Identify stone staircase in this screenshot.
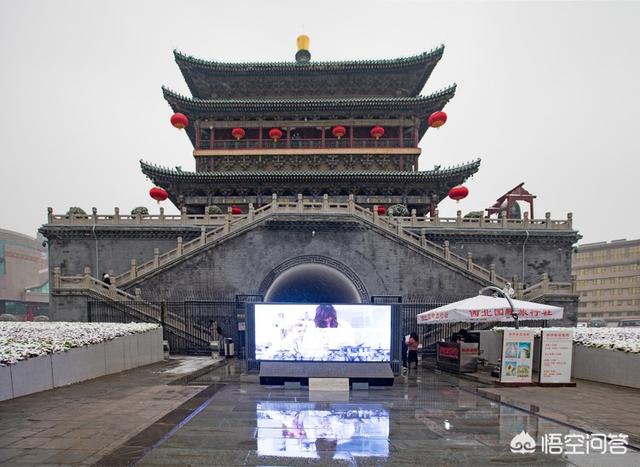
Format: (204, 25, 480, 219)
(52, 273, 208, 348)
(68, 195, 511, 291)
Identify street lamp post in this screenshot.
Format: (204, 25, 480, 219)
(479, 285, 519, 329)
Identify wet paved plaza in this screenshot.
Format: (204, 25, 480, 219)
(125, 362, 640, 466)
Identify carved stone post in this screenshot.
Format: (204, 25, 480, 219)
(47, 207, 53, 223)
(53, 266, 61, 289)
(456, 210, 462, 227)
(130, 259, 137, 278)
(567, 212, 573, 229)
(297, 193, 303, 213)
(83, 266, 92, 287)
(271, 193, 278, 211)
(322, 194, 329, 212)
(159, 207, 165, 223)
(181, 206, 187, 223)
(114, 207, 120, 224)
(373, 205, 379, 223)
(443, 240, 450, 260)
(200, 226, 206, 246)
(489, 263, 496, 282)
(420, 228, 426, 248)
(466, 252, 473, 271)
(411, 209, 417, 227)
(177, 237, 183, 256)
(248, 203, 255, 221)
(434, 209, 439, 226)
(348, 194, 354, 214)
(541, 272, 550, 290)
(523, 211, 529, 228)
(92, 207, 98, 223)
(545, 212, 551, 229)
(153, 248, 160, 268)
(134, 288, 142, 301)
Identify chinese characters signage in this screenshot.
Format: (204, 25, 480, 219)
(539, 329, 573, 384)
(500, 329, 534, 383)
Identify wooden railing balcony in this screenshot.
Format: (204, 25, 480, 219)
(196, 137, 415, 151)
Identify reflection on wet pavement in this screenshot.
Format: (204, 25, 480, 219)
(137, 361, 640, 466)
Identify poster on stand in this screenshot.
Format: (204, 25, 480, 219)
(539, 329, 573, 384)
(500, 329, 534, 383)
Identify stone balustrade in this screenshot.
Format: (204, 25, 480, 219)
(46, 202, 573, 231)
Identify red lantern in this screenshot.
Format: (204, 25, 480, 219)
(370, 126, 385, 140)
(376, 205, 386, 215)
(170, 113, 189, 129)
(231, 127, 245, 140)
(231, 206, 242, 215)
(332, 126, 346, 139)
(448, 185, 469, 203)
(268, 128, 283, 142)
(428, 111, 447, 128)
(149, 186, 168, 203)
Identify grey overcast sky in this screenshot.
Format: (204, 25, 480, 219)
(1, 0, 639, 244)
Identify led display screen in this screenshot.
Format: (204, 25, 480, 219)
(254, 303, 391, 361)
(257, 402, 389, 459)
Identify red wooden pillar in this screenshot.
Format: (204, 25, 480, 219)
(399, 125, 404, 148)
(195, 122, 201, 149)
(349, 125, 354, 148)
(209, 127, 214, 149)
(258, 125, 263, 148)
(321, 127, 326, 148)
(287, 128, 291, 149)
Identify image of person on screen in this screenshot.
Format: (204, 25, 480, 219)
(296, 304, 356, 360)
(314, 304, 339, 328)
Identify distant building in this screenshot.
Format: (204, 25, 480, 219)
(572, 239, 640, 323)
(0, 228, 49, 319)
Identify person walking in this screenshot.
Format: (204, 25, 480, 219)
(407, 332, 419, 370)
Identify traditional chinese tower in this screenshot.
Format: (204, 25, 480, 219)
(142, 36, 480, 215)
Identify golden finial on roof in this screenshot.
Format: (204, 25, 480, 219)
(295, 35, 311, 63)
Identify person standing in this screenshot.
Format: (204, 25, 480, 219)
(407, 332, 419, 370)
(101, 272, 111, 285)
(401, 334, 408, 369)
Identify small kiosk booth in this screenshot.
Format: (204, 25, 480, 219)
(417, 292, 565, 383)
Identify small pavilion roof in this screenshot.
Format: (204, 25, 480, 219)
(174, 46, 445, 99)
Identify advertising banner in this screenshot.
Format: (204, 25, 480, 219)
(500, 329, 534, 383)
(539, 329, 573, 383)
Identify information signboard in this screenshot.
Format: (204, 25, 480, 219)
(500, 329, 534, 383)
(539, 329, 573, 383)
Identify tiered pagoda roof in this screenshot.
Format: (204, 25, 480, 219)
(144, 40, 477, 215)
(174, 46, 445, 99)
(162, 85, 456, 146)
(141, 159, 480, 184)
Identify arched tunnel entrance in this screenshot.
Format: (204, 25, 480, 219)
(264, 263, 363, 303)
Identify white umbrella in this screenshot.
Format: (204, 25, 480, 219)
(416, 294, 563, 325)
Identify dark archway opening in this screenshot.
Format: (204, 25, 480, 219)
(264, 263, 361, 303)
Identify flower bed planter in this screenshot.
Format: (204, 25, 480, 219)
(572, 344, 640, 389)
(0, 323, 163, 401)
